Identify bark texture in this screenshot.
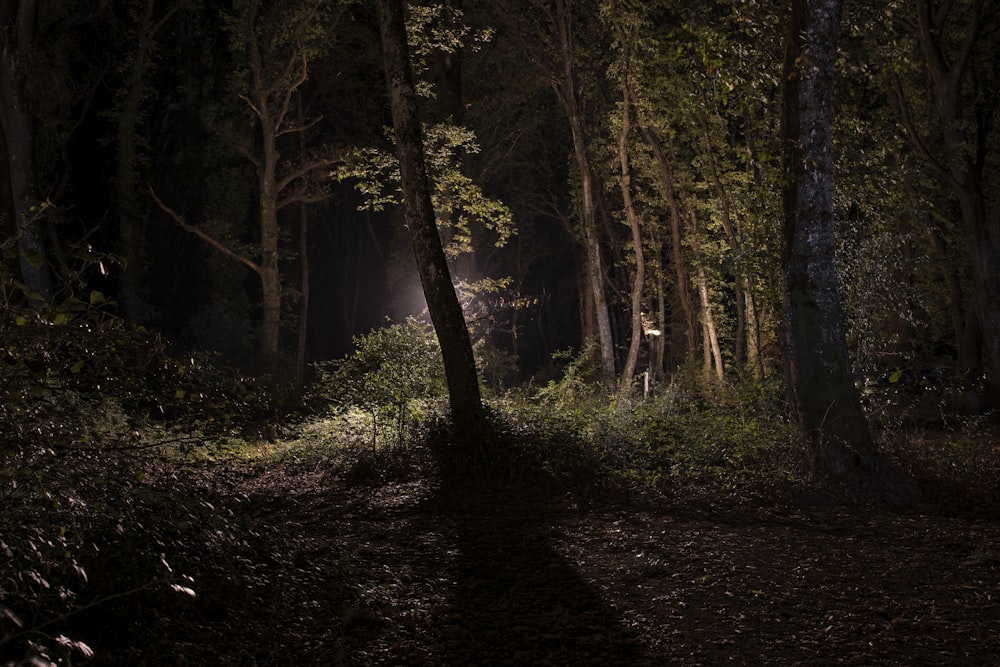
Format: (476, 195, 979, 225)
(375, 0, 484, 430)
(781, 0, 874, 478)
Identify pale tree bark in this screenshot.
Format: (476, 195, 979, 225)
(781, 0, 877, 478)
(689, 210, 724, 383)
(375, 0, 484, 431)
(0, 0, 52, 301)
(155, 0, 336, 377)
(698, 111, 749, 374)
(551, 0, 615, 385)
(640, 124, 698, 362)
(612, 21, 646, 393)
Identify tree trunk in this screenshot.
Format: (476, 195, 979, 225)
(375, 0, 484, 431)
(552, 0, 615, 386)
(781, 0, 875, 478)
(641, 124, 698, 362)
(258, 121, 283, 376)
(699, 112, 748, 374)
(690, 213, 724, 383)
(615, 59, 646, 393)
(0, 0, 52, 301)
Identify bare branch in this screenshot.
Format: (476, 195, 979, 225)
(148, 186, 262, 277)
(276, 155, 342, 195)
(274, 53, 309, 131)
(278, 187, 331, 210)
(277, 113, 323, 138)
(238, 92, 265, 123)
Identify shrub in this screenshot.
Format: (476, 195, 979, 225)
(311, 318, 447, 454)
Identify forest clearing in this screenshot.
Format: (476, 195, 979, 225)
(4, 0, 1000, 663)
(3, 344, 1000, 665)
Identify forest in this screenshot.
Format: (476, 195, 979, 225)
(2, 0, 1000, 664)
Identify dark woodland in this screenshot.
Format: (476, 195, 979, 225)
(2, 0, 1000, 664)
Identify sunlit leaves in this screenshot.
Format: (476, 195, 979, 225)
(338, 123, 513, 258)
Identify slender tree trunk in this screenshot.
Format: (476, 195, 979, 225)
(295, 96, 310, 383)
(296, 201, 310, 383)
(698, 112, 747, 373)
(551, 0, 615, 386)
(258, 122, 283, 376)
(615, 63, 646, 393)
(0, 0, 52, 301)
(641, 124, 697, 361)
(690, 213, 724, 383)
(781, 0, 876, 478)
(375, 0, 483, 431)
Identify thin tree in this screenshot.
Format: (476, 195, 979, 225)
(780, 0, 875, 478)
(609, 3, 646, 393)
(152, 0, 337, 376)
(374, 0, 484, 432)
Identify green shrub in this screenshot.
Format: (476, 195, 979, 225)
(311, 318, 447, 454)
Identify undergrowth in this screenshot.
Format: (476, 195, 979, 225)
(4, 314, 998, 665)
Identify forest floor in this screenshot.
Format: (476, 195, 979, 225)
(113, 433, 1000, 667)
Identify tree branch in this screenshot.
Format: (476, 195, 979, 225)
(277, 113, 323, 138)
(148, 186, 261, 277)
(888, 70, 958, 188)
(276, 155, 342, 195)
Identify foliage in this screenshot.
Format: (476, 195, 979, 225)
(0, 273, 280, 665)
(312, 318, 447, 453)
(337, 122, 514, 258)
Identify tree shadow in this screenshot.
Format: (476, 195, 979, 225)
(410, 485, 650, 666)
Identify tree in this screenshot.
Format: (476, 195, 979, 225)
(152, 0, 339, 376)
(780, 0, 876, 478)
(886, 0, 1000, 403)
(374, 0, 484, 432)
(607, 0, 647, 393)
(491, 0, 617, 386)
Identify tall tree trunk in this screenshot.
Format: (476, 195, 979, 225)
(698, 111, 748, 374)
(641, 124, 697, 361)
(552, 0, 615, 386)
(615, 53, 646, 393)
(257, 114, 282, 376)
(375, 0, 484, 431)
(781, 0, 875, 478)
(0, 0, 52, 301)
(296, 100, 310, 384)
(296, 201, 310, 383)
(690, 213, 724, 383)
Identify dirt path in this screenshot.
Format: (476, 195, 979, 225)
(136, 452, 1000, 667)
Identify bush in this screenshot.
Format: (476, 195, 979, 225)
(310, 318, 447, 454)
(0, 279, 275, 665)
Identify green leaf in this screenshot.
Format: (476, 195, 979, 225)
(89, 290, 106, 306)
(14, 315, 27, 326)
(175, 389, 187, 400)
(888, 369, 904, 384)
(53, 313, 69, 326)
(21, 248, 43, 269)
(70, 360, 86, 374)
